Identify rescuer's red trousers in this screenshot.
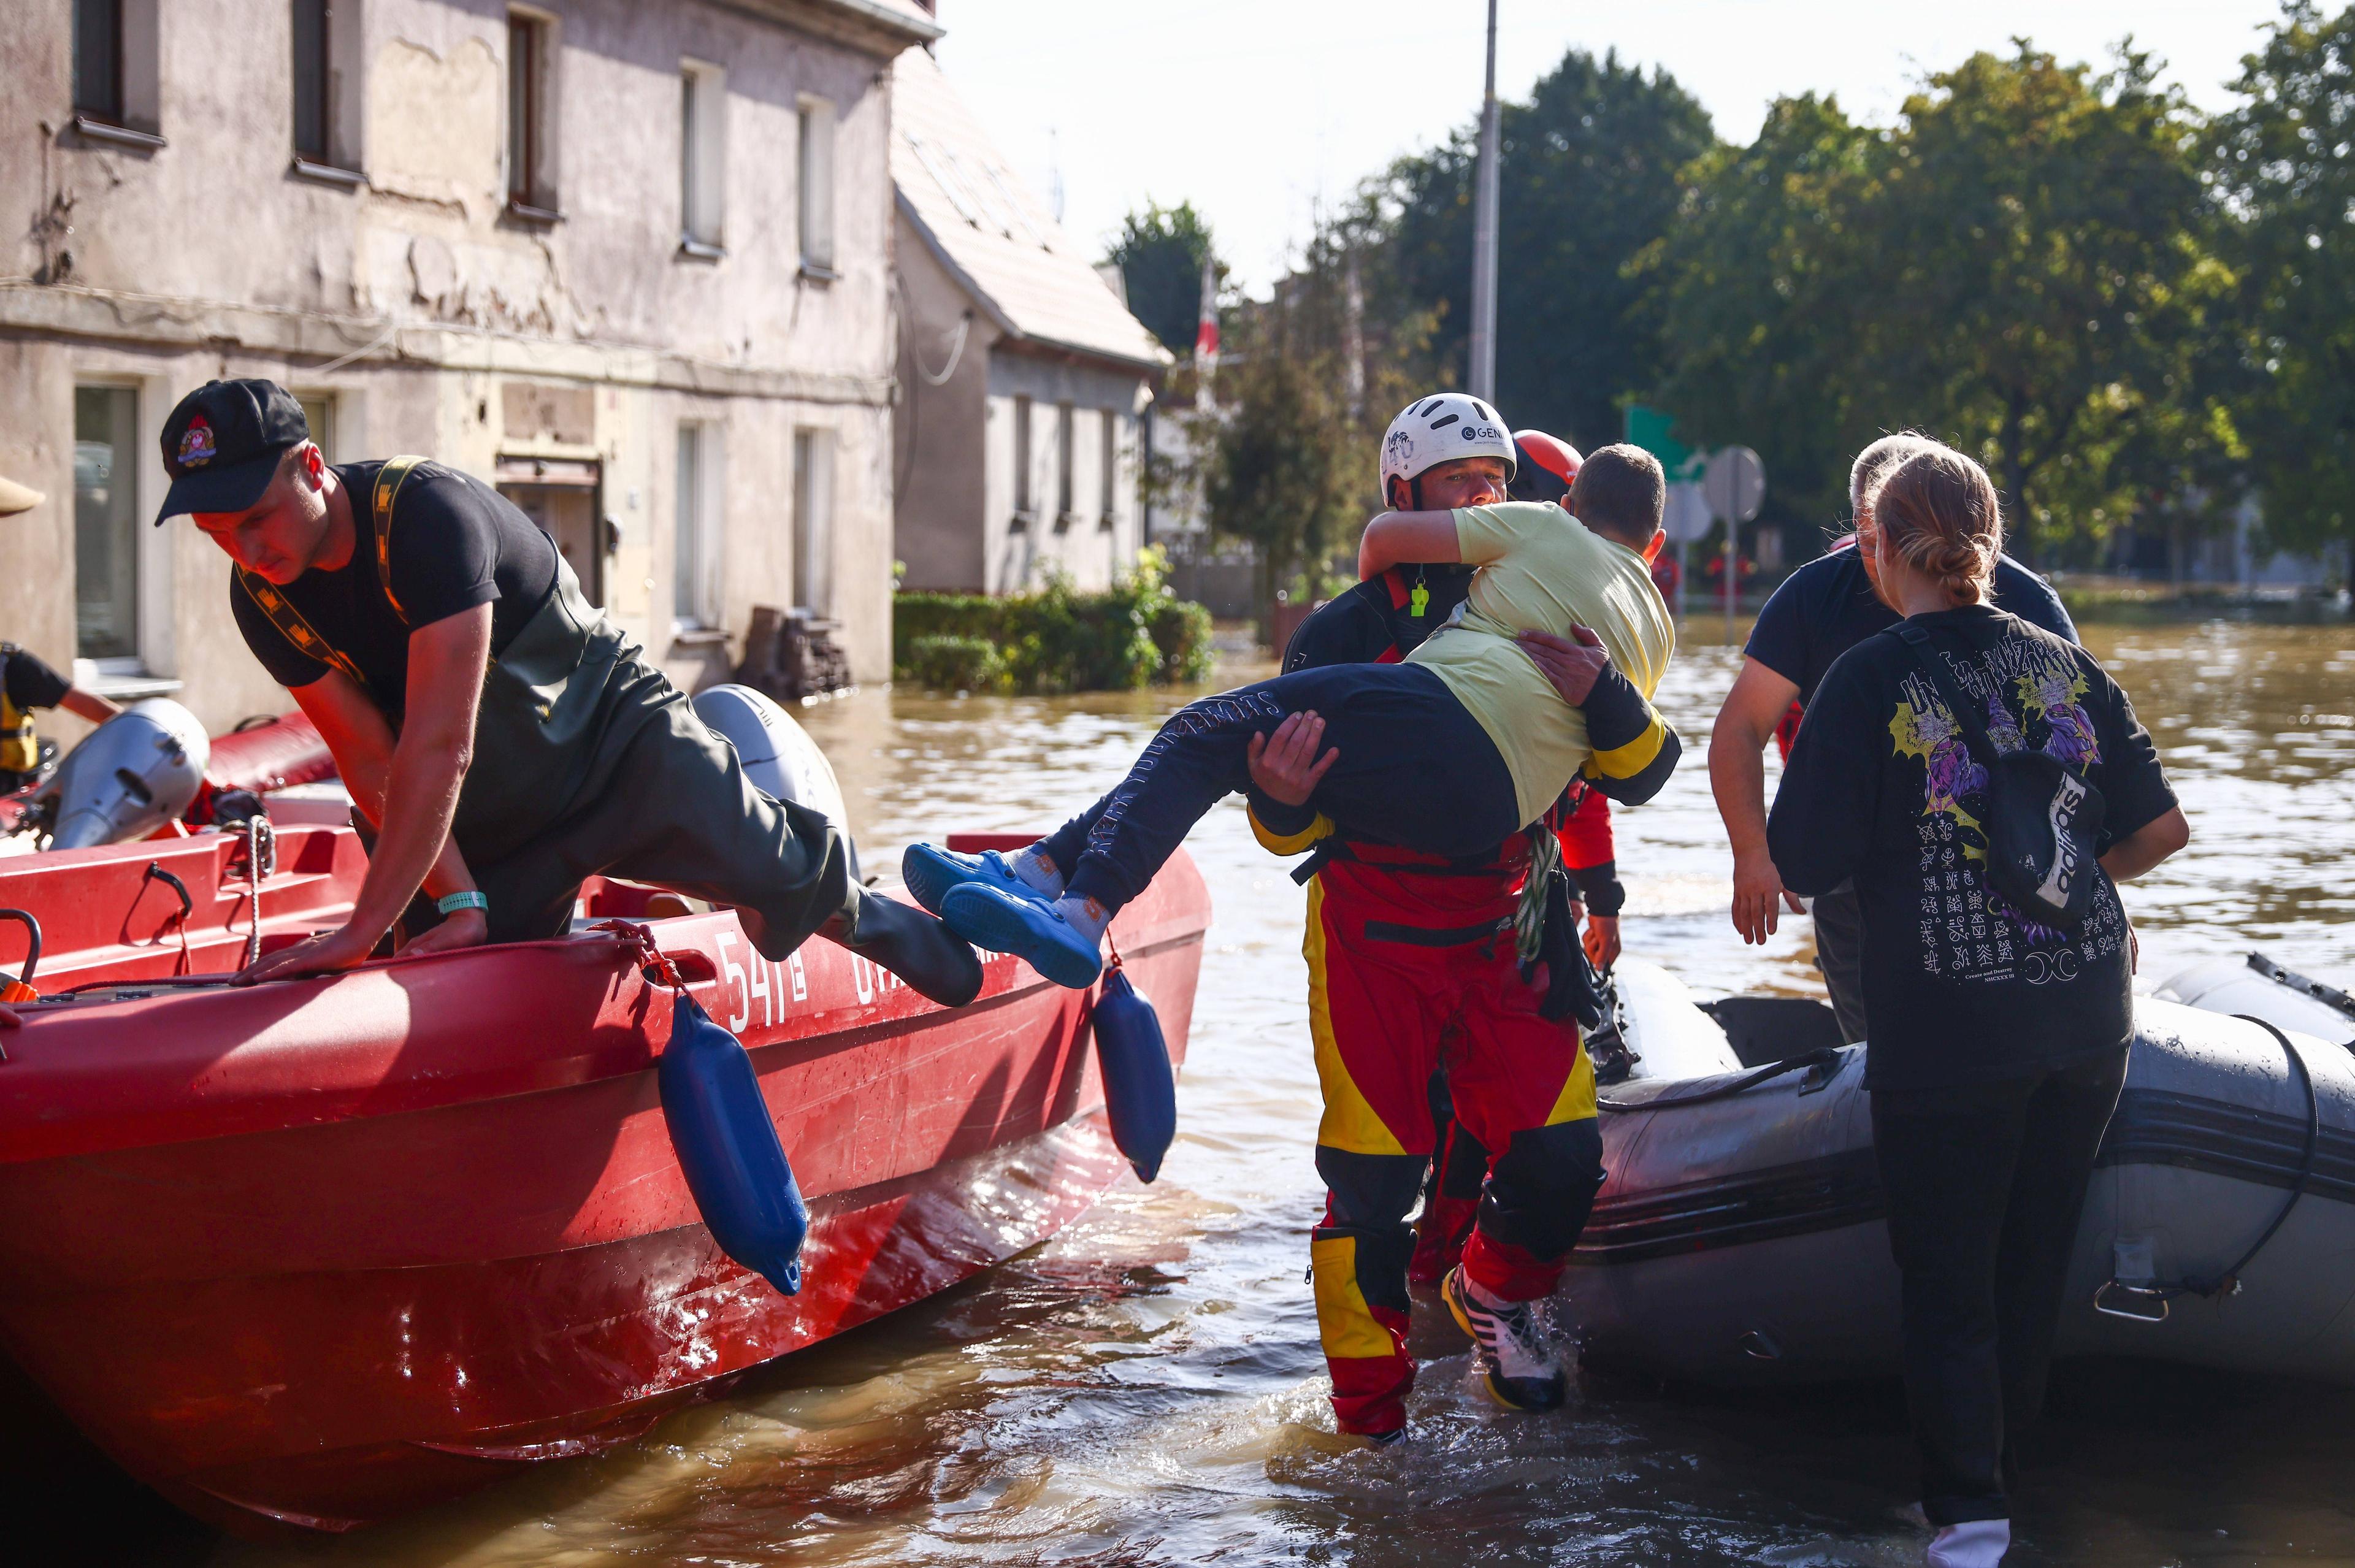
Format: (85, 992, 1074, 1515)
(1304, 844, 1603, 1437)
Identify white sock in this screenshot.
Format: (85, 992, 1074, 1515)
(1926, 1518, 2009, 1568)
(1011, 845, 1066, 898)
(1052, 893, 1112, 946)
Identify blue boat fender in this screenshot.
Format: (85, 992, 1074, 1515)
(1094, 960, 1178, 1183)
(657, 991, 808, 1296)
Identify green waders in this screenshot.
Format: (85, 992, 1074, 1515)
(240, 458, 856, 962)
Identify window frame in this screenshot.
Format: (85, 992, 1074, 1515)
(796, 95, 837, 278)
(1054, 402, 1076, 531)
(673, 422, 722, 633)
(1011, 396, 1033, 530)
(680, 58, 727, 256)
(72, 383, 144, 672)
(1100, 410, 1119, 530)
(504, 8, 560, 220)
(792, 428, 833, 618)
(71, 0, 162, 146)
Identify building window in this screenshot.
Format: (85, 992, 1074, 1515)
(74, 0, 123, 121)
(1054, 402, 1075, 529)
(1011, 396, 1033, 527)
(507, 10, 557, 214)
(1100, 411, 1118, 529)
(73, 0, 159, 139)
(681, 60, 726, 253)
(797, 96, 835, 275)
(793, 429, 833, 616)
(295, 393, 337, 462)
(291, 1, 332, 162)
(74, 386, 140, 665)
(674, 423, 719, 630)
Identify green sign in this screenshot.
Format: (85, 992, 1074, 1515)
(1623, 405, 1706, 482)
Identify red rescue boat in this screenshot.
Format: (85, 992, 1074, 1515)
(0, 828, 1206, 1535)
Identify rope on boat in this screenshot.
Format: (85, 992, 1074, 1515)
(1596, 1046, 1842, 1114)
(2094, 1014, 2319, 1321)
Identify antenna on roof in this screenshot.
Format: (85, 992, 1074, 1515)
(1049, 126, 1065, 224)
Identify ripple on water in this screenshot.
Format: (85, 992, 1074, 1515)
(214, 623, 2355, 1567)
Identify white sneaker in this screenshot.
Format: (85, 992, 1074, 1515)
(1926, 1518, 2010, 1567)
(1441, 1266, 1567, 1411)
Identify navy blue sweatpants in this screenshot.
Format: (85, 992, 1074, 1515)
(1044, 663, 1521, 911)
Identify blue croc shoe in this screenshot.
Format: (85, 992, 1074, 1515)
(938, 881, 1103, 989)
(902, 843, 1025, 915)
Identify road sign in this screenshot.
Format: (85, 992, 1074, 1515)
(1703, 446, 1766, 525)
(1661, 481, 1713, 544)
(1625, 405, 1705, 483)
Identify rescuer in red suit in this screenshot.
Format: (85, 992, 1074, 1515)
(1247, 429, 1653, 1439)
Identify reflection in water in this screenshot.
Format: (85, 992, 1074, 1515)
(220, 618, 2355, 1567)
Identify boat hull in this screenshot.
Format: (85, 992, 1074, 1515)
(1561, 996, 2355, 1388)
(0, 838, 1206, 1535)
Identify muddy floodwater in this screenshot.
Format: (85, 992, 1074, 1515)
(137, 615, 2355, 1565)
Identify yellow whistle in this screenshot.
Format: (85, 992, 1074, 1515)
(1410, 584, 1430, 618)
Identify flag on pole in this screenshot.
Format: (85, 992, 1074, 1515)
(1192, 253, 1219, 411)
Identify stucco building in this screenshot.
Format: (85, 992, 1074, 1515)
(0, 0, 940, 740)
(890, 48, 1169, 595)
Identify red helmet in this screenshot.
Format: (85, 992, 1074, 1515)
(1509, 430, 1582, 505)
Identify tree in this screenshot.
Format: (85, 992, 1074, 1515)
(1106, 202, 1220, 358)
(1864, 45, 2222, 559)
(1644, 93, 1887, 538)
(1377, 48, 1716, 452)
(2212, 1, 2355, 592)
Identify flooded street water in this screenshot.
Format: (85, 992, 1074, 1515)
(205, 613, 2355, 1568)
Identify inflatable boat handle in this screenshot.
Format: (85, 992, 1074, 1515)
(2094, 1014, 2318, 1320)
(1597, 1046, 1843, 1114)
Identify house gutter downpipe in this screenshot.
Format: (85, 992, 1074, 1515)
(1468, 0, 1501, 401)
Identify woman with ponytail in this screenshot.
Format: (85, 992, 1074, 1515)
(1767, 443, 2188, 1567)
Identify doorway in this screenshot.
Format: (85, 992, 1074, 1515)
(496, 457, 604, 606)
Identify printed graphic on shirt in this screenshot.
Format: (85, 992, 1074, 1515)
(1888, 644, 2127, 987)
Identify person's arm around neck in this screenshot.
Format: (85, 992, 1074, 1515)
(240, 606, 493, 982)
(1710, 657, 1806, 944)
(1359, 511, 1462, 580)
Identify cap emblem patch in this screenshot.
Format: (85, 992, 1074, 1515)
(178, 416, 217, 468)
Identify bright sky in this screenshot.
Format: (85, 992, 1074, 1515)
(933, 0, 2294, 291)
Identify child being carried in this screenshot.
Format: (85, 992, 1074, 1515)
(904, 397, 1681, 990)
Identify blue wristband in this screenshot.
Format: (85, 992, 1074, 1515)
(436, 890, 489, 916)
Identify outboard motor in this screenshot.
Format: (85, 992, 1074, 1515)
(33, 699, 210, 850)
(691, 685, 861, 882)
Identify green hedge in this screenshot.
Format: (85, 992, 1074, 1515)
(894, 547, 1217, 694)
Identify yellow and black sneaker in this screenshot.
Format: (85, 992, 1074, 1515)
(1441, 1265, 1568, 1412)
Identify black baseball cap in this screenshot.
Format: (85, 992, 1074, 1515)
(154, 378, 310, 524)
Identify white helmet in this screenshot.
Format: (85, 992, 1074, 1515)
(1380, 392, 1515, 505)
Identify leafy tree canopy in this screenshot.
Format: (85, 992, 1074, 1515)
(1106, 201, 1222, 358)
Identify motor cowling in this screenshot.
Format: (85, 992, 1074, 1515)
(33, 699, 211, 850)
(691, 684, 861, 882)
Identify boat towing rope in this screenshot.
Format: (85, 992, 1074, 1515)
(2093, 1014, 2321, 1322)
(1596, 1045, 1843, 1114)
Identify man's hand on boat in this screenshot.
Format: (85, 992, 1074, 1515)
(1515, 624, 1609, 706)
(237, 906, 491, 984)
(1583, 914, 1621, 969)
(1246, 711, 1339, 808)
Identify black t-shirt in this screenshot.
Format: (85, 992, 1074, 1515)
(1282, 564, 1473, 671)
(1766, 605, 2176, 1091)
(231, 460, 558, 723)
(1746, 548, 2078, 705)
(1, 644, 72, 714)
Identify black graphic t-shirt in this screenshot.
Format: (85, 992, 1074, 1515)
(1766, 605, 2176, 1090)
(231, 461, 557, 724)
(1, 644, 72, 714)
(1746, 546, 2078, 705)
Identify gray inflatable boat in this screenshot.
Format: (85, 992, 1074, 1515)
(1560, 957, 2355, 1386)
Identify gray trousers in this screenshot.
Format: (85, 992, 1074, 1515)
(469, 691, 855, 962)
(1812, 879, 1869, 1044)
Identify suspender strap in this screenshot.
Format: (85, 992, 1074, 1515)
(369, 455, 426, 622)
(235, 454, 430, 696)
(237, 569, 370, 689)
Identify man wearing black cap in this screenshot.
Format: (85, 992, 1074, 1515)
(155, 378, 981, 1004)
